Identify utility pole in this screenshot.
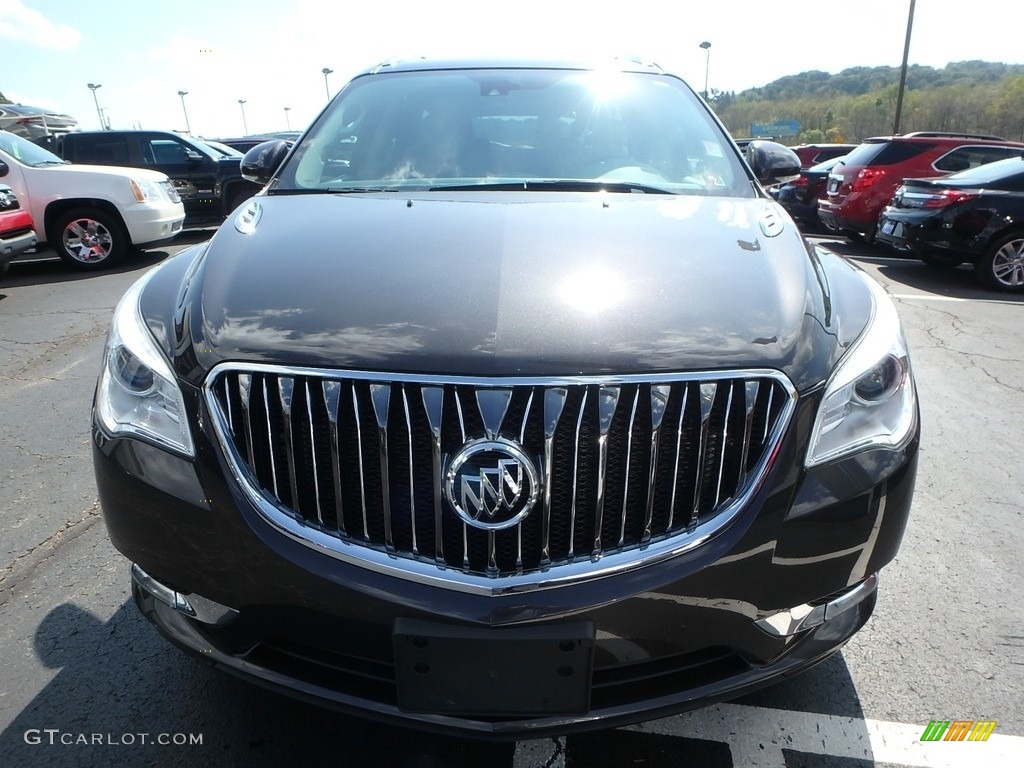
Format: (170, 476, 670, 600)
(893, 0, 916, 134)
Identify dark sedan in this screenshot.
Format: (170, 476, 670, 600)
(773, 155, 846, 231)
(877, 155, 1024, 291)
(92, 58, 919, 738)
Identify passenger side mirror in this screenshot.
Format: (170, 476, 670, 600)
(0, 160, 7, 178)
(746, 141, 801, 186)
(241, 140, 290, 184)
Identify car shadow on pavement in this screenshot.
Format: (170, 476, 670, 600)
(0, 249, 173, 290)
(0, 601, 515, 768)
(1, 599, 880, 768)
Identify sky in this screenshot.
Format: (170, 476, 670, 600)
(2, 0, 1021, 138)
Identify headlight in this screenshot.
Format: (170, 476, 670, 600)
(129, 177, 179, 203)
(95, 269, 195, 457)
(805, 272, 917, 467)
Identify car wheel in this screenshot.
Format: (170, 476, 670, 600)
(978, 232, 1024, 292)
(53, 208, 128, 270)
(920, 252, 963, 269)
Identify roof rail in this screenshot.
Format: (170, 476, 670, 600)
(901, 131, 1007, 141)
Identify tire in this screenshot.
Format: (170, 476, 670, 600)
(53, 208, 128, 270)
(920, 252, 963, 270)
(977, 232, 1024, 292)
(842, 229, 865, 243)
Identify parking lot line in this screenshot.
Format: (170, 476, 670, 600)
(618, 702, 1023, 767)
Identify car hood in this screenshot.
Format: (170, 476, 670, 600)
(54, 163, 171, 182)
(171, 192, 848, 391)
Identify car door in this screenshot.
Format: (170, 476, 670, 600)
(140, 133, 218, 220)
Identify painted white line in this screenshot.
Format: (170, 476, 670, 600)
(891, 294, 969, 302)
(628, 702, 1023, 767)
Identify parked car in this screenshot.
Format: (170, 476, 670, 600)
(0, 183, 38, 277)
(0, 130, 184, 270)
(0, 104, 78, 140)
(93, 58, 919, 738)
(43, 130, 262, 226)
(199, 139, 244, 158)
(788, 143, 857, 169)
(772, 155, 846, 231)
(876, 155, 1024, 291)
(818, 132, 1024, 242)
(213, 134, 297, 154)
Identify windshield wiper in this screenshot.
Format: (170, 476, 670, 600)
(428, 179, 674, 195)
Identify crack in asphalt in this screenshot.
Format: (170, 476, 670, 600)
(0, 500, 102, 607)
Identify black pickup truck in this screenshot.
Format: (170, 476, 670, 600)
(40, 130, 261, 226)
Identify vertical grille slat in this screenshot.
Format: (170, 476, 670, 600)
(322, 380, 346, 535)
(210, 369, 793, 580)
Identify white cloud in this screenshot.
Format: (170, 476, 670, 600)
(0, 0, 80, 51)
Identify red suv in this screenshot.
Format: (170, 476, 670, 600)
(818, 132, 1024, 241)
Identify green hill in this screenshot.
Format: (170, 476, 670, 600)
(712, 61, 1024, 144)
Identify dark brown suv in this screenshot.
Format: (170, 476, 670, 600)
(818, 132, 1024, 241)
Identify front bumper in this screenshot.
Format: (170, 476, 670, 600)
(120, 201, 186, 247)
(93, 384, 918, 737)
(131, 561, 878, 738)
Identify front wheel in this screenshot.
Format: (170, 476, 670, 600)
(977, 232, 1024, 292)
(53, 208, 128, 270)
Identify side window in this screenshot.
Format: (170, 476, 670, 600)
(935, 146, 1023, 172)
(73, 135, 130, 165)
(145, 139, 189, 165)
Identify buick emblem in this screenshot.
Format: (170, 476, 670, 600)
(443, 439, 540, 530)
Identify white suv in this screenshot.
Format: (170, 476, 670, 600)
(0, 130, 184, 270)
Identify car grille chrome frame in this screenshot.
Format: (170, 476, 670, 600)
(203, 364, 797, 595)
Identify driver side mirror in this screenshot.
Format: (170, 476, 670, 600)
(241, 139, 290, 184)
(0, 160, 7, 178)
(746, 141, 801, 186)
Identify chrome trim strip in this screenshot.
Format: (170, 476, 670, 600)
(352, 386, 369, 540)
(644, 384, 671, 542)
(277, 376, 300, 517)
(541, 387, 567, 565)
(237, 373, 255, 467)
(203, 364, 798, 597)
(667, 384, 689, 531)
(593, 386, 619, 558)
(401, 385, 417, 555)
(517, 390, 535, 570)
(690, 382, 718, 529)
(739, 380, 759, 485)
(322, 380, 345, 535)
(754, 574, 878, 637)
(712, 382, 734, 509)
(618, 387, 641, 549)
(568, 387, 590, 560)
(421, 386, 444, 563)
(476, 388, 512, 440)
(131, 564, 239, 626)
(369, 384, 393, 551)
(305, 381, 324, 525)
(261, 377, 280, 499)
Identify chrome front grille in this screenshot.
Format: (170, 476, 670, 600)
(205, 366, 795, 588)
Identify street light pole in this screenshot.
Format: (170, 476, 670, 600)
(322, 67, 334, 101)
(177, 90, 192, 136)
(87, 83, 104, 129)
(893, 0, 916, 134)
(238, 99, 248, 135)
(284, 107, 291, 131)
(699, 41, 712, 101)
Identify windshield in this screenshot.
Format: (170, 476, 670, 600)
(277, 68, 751, 197)
(0, 130, 67, 166)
